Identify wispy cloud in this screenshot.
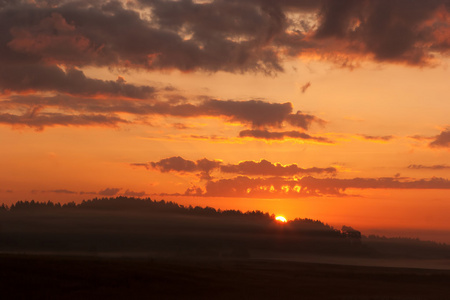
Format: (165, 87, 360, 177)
(98, 187, 122, 196)
(301, 82, 311, 93)
(123, 190, 147, 197)
(408, 164, 450, 170)
(239, 129, 332, 143)
(358, 134, 395, 142)
(0, 111, 127, 130)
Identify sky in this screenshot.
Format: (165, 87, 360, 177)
(0, 0, 449, 242)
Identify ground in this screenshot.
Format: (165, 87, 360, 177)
(1, 254, 450, 300)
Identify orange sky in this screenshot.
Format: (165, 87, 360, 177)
(0, 0, 449, 242)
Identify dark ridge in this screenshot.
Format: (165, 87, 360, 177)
(1, 197, 449, 259)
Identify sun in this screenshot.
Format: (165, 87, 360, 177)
(275, 215, 287, 223)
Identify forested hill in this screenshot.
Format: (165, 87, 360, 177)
(1, 197, 449, 259)
(1, 197, 336, 232)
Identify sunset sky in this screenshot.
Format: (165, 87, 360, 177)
(1, 0, 449, 242)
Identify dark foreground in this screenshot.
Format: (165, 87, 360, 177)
(1, 254, 450, 300)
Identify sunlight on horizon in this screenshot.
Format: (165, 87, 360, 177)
(275, 216, 288, 223)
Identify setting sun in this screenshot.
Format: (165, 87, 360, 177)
(275, 216, 287, 223)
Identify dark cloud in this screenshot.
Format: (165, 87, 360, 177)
(98, 187, 121, 196)
(298, 176, 450, 190)
(196, 158, 223, 180)
(30, 189, 78, 194)
(315, 0, 364, 39)
(133, 156, 336, 179)
(359, 134, 394, 141)
(0, 64, 156, 99)
(409, 134, 434, 141)
(430, 129, 450, 148)
(285, 111, 325, 129)
(1, 0, 446, 134)
(2, 95, 323, 130)
(309, 0, 450, 65)
(0, 1, 283, 73)
(150, 156, 198, 173)
(189, 175, 450, 198)
(221, 159, 336, 176)
(133, 156, 221, 180)
(408, 164, 450, 170)
(47, 189, 77, 194)
(0, 111, 127, 130)
(239, 129, 332, 143)
(201, 99, 292, 128)
(0, 0, 446, 78)
(123, 189, 147, 197)
(301, 82, 311, 93)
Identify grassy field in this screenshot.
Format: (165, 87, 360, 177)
(1, 254, 450, 300)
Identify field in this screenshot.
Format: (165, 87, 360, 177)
(2, 199, 450, 299)
(2, 254, 450, 299)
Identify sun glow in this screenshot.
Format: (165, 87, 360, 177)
(275, 216, 287, 223)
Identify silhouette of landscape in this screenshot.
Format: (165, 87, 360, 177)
(1, 197, 450, 299)
(1, 0, 449, 298)
(2, 197, 450, 259)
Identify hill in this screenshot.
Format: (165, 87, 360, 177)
(1, 197, 449, 260)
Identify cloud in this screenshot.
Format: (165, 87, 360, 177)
(359, 134, 394, 142)
(0, 111, 127, 130)
(220, 159, 336, 176)
(0, 64, 156, 99)
(150, 156, 198, 173)
(0, 0, 447, 78)
(2, 95, 323, 130)
(132, 156, 221, 180)
(188, 175, 450, 198)
(198, 176, 340, 198)
(409, 134, 434, 141)
(31, 189, 78, 194)
(98, 187, 122, 196)
(430, 129, 450, 148)
(187, 135, 229, 142)
(47, 189, 78, 194)
(133, 156, 336, 179)
(408, 164, 450, 170)
(172, 123, 191, 130)
(301, 82, 311, 93)
(0, 1, 283, 73)
(123, 189, 147, 197)
(135, 99, 323, 129)
(298, 176, 450, 190)
(304, 0, 450, 66)
(132, 156, 450, 197)
(239, 129, 332, 143)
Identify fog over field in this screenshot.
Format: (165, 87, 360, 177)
(1, 197, 450, 269)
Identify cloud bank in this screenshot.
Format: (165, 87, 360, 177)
(133, 156, 450, 198)
(430, 129, 450, 148)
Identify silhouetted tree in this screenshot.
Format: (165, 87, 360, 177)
(341, 225, 362, 245)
